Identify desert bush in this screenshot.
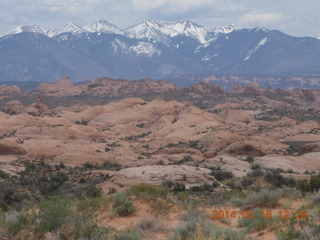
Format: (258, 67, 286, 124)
(169, 218, 212, 240)
(280, 187, 302, 199)
(128, 183, 169, 200)
(175, 155, 194, 165)
(0, 169, 10, 179)
(173, 182, 186, 192)
(251, 164, 261, 170)
(113, 192, 136, 216)
(247, 169, 264, 177)
(76, 196, 107, 212)
(6, 210, 34, 234)
(115, 231, 141, 240)
(150, 198, 173, 215)
(35, 197, 75, 233)
(212, 227, 254, 240)
(231, 189, 281, 208)
(295, 175, 320, 193)
(246, 189, 281, 207)
(179, 209, 207, 222)
(69, 184, 103, 199)
(238, 208, 274, 232)
(265, 170, 296, 187)
(138, 216, 166, 232)
(108, 187, 117, 195)
(244, 157, 254, 164)
(241, 177, 253, 188)
(73, 213, 109, 240)
(211, 169, 234, 181)
(190, 182, 216, 192)
(0, 208, 5, 225)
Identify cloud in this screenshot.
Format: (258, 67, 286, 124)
(239, 11, 285, 27)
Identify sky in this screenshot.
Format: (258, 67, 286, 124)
(0, 0, 319, 37)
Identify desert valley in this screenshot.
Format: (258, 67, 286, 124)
(0, 76, 320, 240)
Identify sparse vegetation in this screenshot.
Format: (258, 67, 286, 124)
(113, 192, 136, 216)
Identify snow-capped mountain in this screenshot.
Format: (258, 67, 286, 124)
(4, 25, 49, 36)
(125, 20, 210, 44)
(1, 19, 320, 83)
(212, 24, 240, 35)
(48, 22, 88, 37)
(163, 21, 209, 43)
(84, 19, 122, 34)
(125, 20, 171, 43)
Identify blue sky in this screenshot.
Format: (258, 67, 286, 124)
(1, 0, 319, 37)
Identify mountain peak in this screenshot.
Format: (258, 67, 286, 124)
(49, 22, 87, 37)
(84, 19, 122, 34)
(212, 24, 240, 35)
(163, 21, 209, 43)
(125, 20, 169, 41)
(4, 25, 48, 36)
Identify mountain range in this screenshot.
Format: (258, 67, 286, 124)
(1, 19, 320, 84)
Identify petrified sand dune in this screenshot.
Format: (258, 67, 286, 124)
(225, 110, 254, 124)
(198, 131, 242, 152)
(255, 152, 320, 173)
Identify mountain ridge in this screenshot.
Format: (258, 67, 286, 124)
(1, 19, 320, 84)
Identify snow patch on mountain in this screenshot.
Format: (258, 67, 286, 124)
(201, 54, 219, 61)
(244, 37, 269, 61)
(111, 38, 130, 54)
(130, 42, 161, 57)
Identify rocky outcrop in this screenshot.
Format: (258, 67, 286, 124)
(84, 77, 179, 96)
(111, 165, 218, 188)
(0, 140, 27, 155)
(0, 85, 21, 96)
(185, 82, 223, 96)
(35, 76, 83, 96)
(3, 100, 24, 115)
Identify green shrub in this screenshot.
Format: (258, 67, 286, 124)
(212, 228, 253, 240)
(246, 189, 281, 207)
(211, 169, 234, 181)
(241, 178, 253, 188)
(173, 182, 186, 192)
(128, 183, 169, 200)
(238, 208, 274, 232)
(0, 208, 5, 225)
(251, 164, 261, 170)
(36, 197, 75, 233)
(115, 231, 141, 240)
(70, 184, 103, 199)
(244, 157, 254, 164)
(190, 183, 214, 192)
(113, 192, 136, 216)
(169, 218, 212, 240)
(7, 211, 34, 234)
(73, 213, 109, 240)
(247, 169, 264, 177)
(231, 189, 281, 208)
(0, 170, 10, 179)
